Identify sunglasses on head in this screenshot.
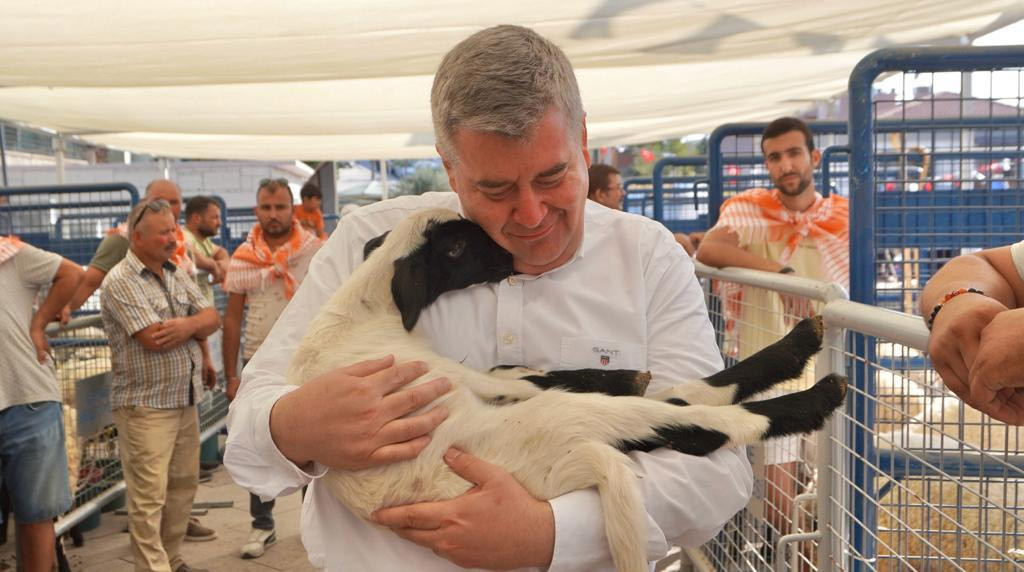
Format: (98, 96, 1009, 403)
(132, 199, 171, 229)
(259, 178, 290, 188)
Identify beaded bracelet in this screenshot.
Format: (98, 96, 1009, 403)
(926, 287, 985, 330)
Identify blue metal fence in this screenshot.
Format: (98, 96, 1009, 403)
(846, 45, 1024, 572)
(0, 183, 139, 266)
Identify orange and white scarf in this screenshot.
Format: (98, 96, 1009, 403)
(225, 223, 321, 299)
(714, 188, 849, 331)
(110, 223, 195, 275)
(0, 236, 26, 266)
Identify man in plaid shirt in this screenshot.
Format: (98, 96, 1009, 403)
(100, 198, 221, 572)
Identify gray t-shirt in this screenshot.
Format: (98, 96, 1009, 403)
(0, 244, 62, 410)
(1011, 239, 1024, 283)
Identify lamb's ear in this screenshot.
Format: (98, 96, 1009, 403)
(363, 231, 391, 261)
(392, 255, 430, 331)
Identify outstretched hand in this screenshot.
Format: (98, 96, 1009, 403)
(269, 356, 452, 471)
(373, 448, 555, 570)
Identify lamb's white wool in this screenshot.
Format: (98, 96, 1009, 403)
(287, 208, 844, 572)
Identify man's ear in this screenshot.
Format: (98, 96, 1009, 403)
(438, 146, 460, 194)
(580, 114, 591, 169)
(811, 148, 822, 169)
(391, 255, 431, 331)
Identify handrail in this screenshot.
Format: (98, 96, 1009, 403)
(45, 314, 104, 336)
(692, 261, 848, 303)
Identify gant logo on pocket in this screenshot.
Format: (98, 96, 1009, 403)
(593, 346, 619, 366)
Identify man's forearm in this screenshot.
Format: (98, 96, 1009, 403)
(191, 308, 221, 338)
(696, 241, 784, 273)
(919, 252, 1017, 316)
(68, 266, 105, 312)
(223, 318, 242, 379)
(31, 262, 82, 331)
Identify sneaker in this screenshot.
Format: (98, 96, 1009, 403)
(185, 517, 217, 542)
(240, 528, 276, 559)
(198, 468, 213, 483)
(173, 564, 208, 572)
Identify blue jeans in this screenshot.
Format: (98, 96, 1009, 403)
(0, 401, 72, 523)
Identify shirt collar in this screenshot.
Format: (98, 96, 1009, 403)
(125, 248, 178, 277)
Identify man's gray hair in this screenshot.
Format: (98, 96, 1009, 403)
(431, 25, 584, 161)
(127, 198, 173, 236)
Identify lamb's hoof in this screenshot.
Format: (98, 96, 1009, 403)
(817, 373, 848, 404)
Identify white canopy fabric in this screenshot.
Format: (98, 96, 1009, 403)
(1, 1, 1021, 160)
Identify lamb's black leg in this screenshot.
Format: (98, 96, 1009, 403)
(653, 315, 825, 407)
(489, 365, 651, 397)
(619, 373, 847, 456)
(521, 369, 651, 397)
(707, 315, 824, 403)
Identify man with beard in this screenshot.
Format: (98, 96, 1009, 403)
(222, 178, 322, 559)
(100, 198, 221, 572)
(696, 116, 848, 556)
(182, 196, 229, 306)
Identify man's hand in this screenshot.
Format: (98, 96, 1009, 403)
(269, 356, 451, 470)
(210, 265, 226, 285)
(152, 317, 197, 348)
(29, 325, 51, 364)
(202, 357, 217, 389)
(927, 293, 1006, 403)
(373, 448, 555, 570)
(967, 309, 1024, 425)
(226, 376, 241, 401)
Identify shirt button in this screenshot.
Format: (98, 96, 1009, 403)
(508, 277, 517, 286)
(503, 333, 517, 345)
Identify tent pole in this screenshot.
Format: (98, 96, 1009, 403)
(379, 159, 389, 201)
(0, 123, 8, 187)
(55, 133, 66, 184)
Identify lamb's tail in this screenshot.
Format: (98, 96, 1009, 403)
(649, 315, 824, 407)
(547, 442, 650, 572)
(620, 373, 847, 456)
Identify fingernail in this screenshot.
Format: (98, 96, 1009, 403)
(438, 377, 452, 391)
(444, 448, 461, 463)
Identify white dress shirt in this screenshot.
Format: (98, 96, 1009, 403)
(225, 192, 753, 571)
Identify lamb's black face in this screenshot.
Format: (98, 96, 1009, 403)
(388, 218, 514, 331)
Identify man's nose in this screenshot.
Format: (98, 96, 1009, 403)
(513, 189, 547, 228)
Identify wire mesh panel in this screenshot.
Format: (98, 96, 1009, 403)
(685, 264, 1024, 571)
(822, 299, 1024, 571)
(650, 157, 711, 234)
(708, 122, 850, 227)
(692, 265, 843, 572)
(849, 47, 1024, 313)
(224, 207, 257, 252)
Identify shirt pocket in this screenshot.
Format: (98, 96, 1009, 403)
(172, 286, 193, 317)
(558, 337, 644, 371)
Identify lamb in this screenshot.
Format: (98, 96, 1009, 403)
(287, 207, 847, 572)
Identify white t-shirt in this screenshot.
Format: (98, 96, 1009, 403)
(224, 192, 753, 571)
(0, 244, 62, 410)
(1011, 239, 1024, 282)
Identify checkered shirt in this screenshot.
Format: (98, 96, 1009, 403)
(101, 249, 211, 409)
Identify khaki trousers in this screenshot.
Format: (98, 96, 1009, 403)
(113, 406, 199, 572)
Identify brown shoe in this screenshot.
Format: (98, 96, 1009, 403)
(185, 517, 217, 542)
